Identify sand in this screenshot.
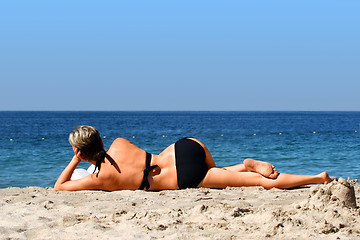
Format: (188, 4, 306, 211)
(1, 178, 359, 240)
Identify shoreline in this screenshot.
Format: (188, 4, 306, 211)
(1, 178, 359, 239)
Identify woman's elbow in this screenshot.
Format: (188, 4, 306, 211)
(54, 181, 67, 191)
(54, 184, 62, 191)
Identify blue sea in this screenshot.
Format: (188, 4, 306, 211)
(1, 111, 359, 189)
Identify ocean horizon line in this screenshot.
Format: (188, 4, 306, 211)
(1, 110, 360, 113)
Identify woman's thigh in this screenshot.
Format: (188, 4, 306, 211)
(199, 167, 264, 188)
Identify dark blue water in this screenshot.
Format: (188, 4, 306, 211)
(1, 111, 359, 188)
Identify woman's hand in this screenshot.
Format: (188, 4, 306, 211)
(72, 146, 83, 162)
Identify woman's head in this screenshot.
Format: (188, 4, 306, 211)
(69, 126, 104, 161)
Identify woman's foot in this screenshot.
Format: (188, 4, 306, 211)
(243, 158, 279, 179)
(319, 172, 333, 183)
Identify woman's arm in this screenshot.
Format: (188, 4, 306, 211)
(54, 155, 102, 191)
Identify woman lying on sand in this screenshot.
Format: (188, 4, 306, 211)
(55, 126, 331, 191)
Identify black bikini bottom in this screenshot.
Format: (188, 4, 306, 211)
(175, 138, 208, 189)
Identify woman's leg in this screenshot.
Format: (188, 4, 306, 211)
(190, 138, 278, 176)
(222, 159, 279, 179)
(222, 164, 247, 172)
(199, 168, 331, 189)
(262, 172, 331, 189)
(188, 138, 277, 179)
(243, 158, 279, 179)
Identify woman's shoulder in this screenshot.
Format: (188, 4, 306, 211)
(110, 138, 141, 150)
(112, 137, 131, 144)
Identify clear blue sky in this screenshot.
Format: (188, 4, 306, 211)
(0, 1, 359, 111)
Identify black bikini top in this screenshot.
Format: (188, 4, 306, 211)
(94, 151, 115, 173)
(138, 152, 158, 190)
(104, 152, 115, 165)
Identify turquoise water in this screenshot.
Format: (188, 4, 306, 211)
(1, 111, 359, 188)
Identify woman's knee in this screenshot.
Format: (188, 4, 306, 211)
(259, 177, 276, 189)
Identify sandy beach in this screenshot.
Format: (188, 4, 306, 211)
(1, 178, 359, 240)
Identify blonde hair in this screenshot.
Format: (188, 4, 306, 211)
(69, 126, 103, 160)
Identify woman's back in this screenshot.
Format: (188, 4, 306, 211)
(98, 138, 148, 190)
(105, 138, 179, 190)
